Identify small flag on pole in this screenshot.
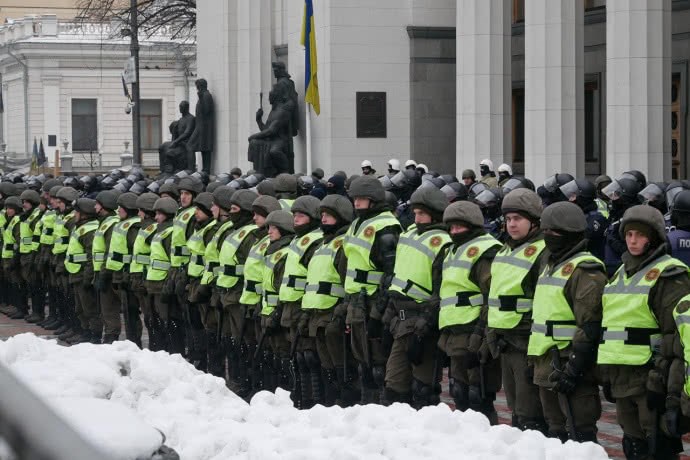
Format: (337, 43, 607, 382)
(38, 138, 47, 166)
(121, 73, 132, 101)
(301, 0, 320, 115)
(31, 137, 38, 171)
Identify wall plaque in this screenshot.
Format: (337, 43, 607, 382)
(356, 92, 386, 138)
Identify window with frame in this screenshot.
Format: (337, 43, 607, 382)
(71, 99, 97, 151)
(140, 99, 162, 150)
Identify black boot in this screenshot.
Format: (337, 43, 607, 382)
(207, 332, 225, 377)
(622, 435, 649, 460)
(166, 319, 185, 355)
(66, 328, 92, 345)
(189, 329, 207, 370)
(102, 334, 119, 344)
(411, 378, 439, 409)
(381, 387, 412, 406)
(235, 343, 253, 399)
(449, 378, 470, 412)
(335, 367, 359, 407)
(519, 417, 549, 436)
(321, 368, 338, 407)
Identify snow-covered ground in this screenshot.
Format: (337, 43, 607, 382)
(0, 334, 610, 459)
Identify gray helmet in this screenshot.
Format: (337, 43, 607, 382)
(231, 189, 259, 212)
(213, 185, 235, 211)
(56, 186, 79, 204)
(619, 204, 667, 243)
(443, 201, 484, 228)
(256, 180, 275, 197)
(49, 185, 63, 198)
(501, 188, 542, 220)
(252, 195, 281, 217)
(540, 202, 587, 233)
(194, 192, 214, 214)
(409, 186, 448, 214)
(95, 190, 119, 211)
(291, 195, 321, 220)
(348, 176, 385, 203)
(42, 178, 62, 193)
(159, 182, 179, 199)
(274, 173, 297, 193)
(178, 176, 204, 195)
(0, 182, 18, 198)
(461, 169, 476, 180)
(75, 198, 97, 215)
(312, 168, 325, 180)
(206, 181, 222, 194)
(153, 197, 179, 215)
(136, 192, 159, 212)
(265, 210, 295, 234)
(19, 189, 40, 206)
(4, 196, 22, 210)
(117, 192, 139, 211)
(320, 195, 354, 224)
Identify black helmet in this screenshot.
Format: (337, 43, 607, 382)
(440, 174, 458, 185)
(666, 181, 687, 212)
(501, 176, 530, 195)
(440, 182, 468, 203)
(602, 178, 641, 202)
(468, 182, 488, 200)
(543, 173, 575, 194)
(216, 173, 231, 185)
(229, 179, 249, 190)
(474, 187, 503, 209)
(673, 190, 690, 214)
(297, 175, 315, 195)
(638, 182, 667, 206)
(559, 178, 596, 201)
(621, 170, 647, 190)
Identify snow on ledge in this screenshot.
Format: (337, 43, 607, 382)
(0, 334, 610, 460)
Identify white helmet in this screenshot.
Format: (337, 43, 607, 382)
(417, 163, 428, 174)
(479, 159, 494, 171)
(361, 160, 373, 168)
(405, 159, 417, 168)
(388, 159, 400, 171)
(497, 163, 512, 175)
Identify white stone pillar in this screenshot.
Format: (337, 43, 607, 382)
(456, 0, 511, 178)
(606, 0, 671, 181)
(524, 0, 584, 184)
(42, 75, 60, 167)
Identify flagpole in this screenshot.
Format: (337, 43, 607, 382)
(306, 104, 312, 175)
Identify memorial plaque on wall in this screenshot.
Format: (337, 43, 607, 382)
(356, 92, 386, 138)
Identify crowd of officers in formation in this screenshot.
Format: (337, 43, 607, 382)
(6, 157, 690, 459)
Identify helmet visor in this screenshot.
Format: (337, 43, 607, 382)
(502, 178, 524, 194)
(379, 175, 393, 191)
(418, 179, 437, 190)
(440, 184, 456, 202)
(667, 186, 683, 210)
(559, 180, 580, 201)
(602, 180, 623, 200)
(468, 182, 488, 199)
(474, 189, 499, 207)
(543, 175, 559, 193)
(638, 183, 665, 204)
(390, 171, 407, 188)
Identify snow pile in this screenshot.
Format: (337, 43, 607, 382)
(0, 334, 610, 460)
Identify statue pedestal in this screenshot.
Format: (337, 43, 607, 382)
(61, 154, 73, 173)
(120, 153, 133, 167)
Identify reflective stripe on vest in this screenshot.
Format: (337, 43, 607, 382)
(279, 229, 324, 302)
(146, 226, 174, 281)
(216, 224, 258, 289)
(1, 216, 19, 259)
(595, 198, 610, 219)
(64, 220, 99, 274)
(200, 219, 235, 286)
(186, 219, 217, 278)
(261, 246, 289, 316)
(170, 206, 195, 267)
(389, 228, 451, 302)
(302, 236, 346, 310)
(104, 216, 141, 272)
(439, 234, 501, 329)
(52, 211, 76, 255)
(92, 215, 120, 272)
(673, 296, 690, 397)
(130, 222, 157, 274)
(19, 208, 42, 254)
(597, 255, 686, 366)
(527, 253, 604, 357)
(239, 235, 271, 305)
(488, 238, 546, 330)
(344, 212, 401, 295)
(39, 210, 57, 245)
(279, 198, 295, 212)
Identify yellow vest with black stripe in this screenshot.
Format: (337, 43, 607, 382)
(279, 198, 295, 212)
(1, 215, 19, 259)
(201, 220, 234, 286)
(488, 239, 546, 330)
(187, 219, 217, 278)
(64, 220, 99, 274)
(19, 208, 42, 254)
(595, 198, 610, 219)
(673, 295, 690, 397)
(344, 212, 401, 295)
(92, 215, 120, 272)
(170, 206, 195, 268)
(239, 235, 271, 305)
(302, 235, 346, 310)
(38, 209, 57, 245)
(130, 222, 157, 274)
(216, 224, 258, 289)
(105, 216, 140, 272)
(439, 234, 501, 329)
(279, 229, 324, 302)
(389, 228, 451, 302)
(52, 210, 75, 255)
(261, 246, 290, 316)
(598, 255, 687, 366)
(527, 252, 604, 357)
(147, 225, 175, 281)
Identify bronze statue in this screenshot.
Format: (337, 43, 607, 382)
(158, 101, 195, 173)
(187, 78, 215, 174)
(248, 62, 299, 176)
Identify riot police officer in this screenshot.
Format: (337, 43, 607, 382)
(559, 178, 608, 261)
(667, 190, 690, 265)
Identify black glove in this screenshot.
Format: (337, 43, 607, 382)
(602, 383, 616, 403)
(325, 314, 345, 336)
(406, 334, 424, 365)
(662, 407, 682, 438)
(267, 307, 282, 332)
(367, 317, 383, 339)
(196, 283, 211, 302)
(647, 389, 666, 411)
(548, 364, 578, 395)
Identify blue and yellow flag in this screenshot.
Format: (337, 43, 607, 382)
(301, 0, 320, 115)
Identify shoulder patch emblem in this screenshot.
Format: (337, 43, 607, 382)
(561, 262, 574, 276)
(146, 224, 155, 231)
(183, 211, 191, 220)
(466, 246, 479, 258)
(430, 236, 442, 247)
(301, 236, 310, 246)
(524, 245, 538, 257)
(260, 242, 269, 251)
(123, 222, 130, 229)
(363, 226, 375, 238)
(333, 239, 343, 249)
(239, 230, 246, 239)
(645, 268, 661, 282)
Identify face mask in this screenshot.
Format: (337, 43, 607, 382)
(544, 233, 569, 255)
(229, 212, 242, 223)
(498, 172, 510, 182)
(480, 165, 490, 176)
(320, 223, 339, 234)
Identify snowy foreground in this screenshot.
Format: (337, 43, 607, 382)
(0, 334, 609, 460)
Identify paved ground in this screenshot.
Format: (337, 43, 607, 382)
(2, 311, 689, 459)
